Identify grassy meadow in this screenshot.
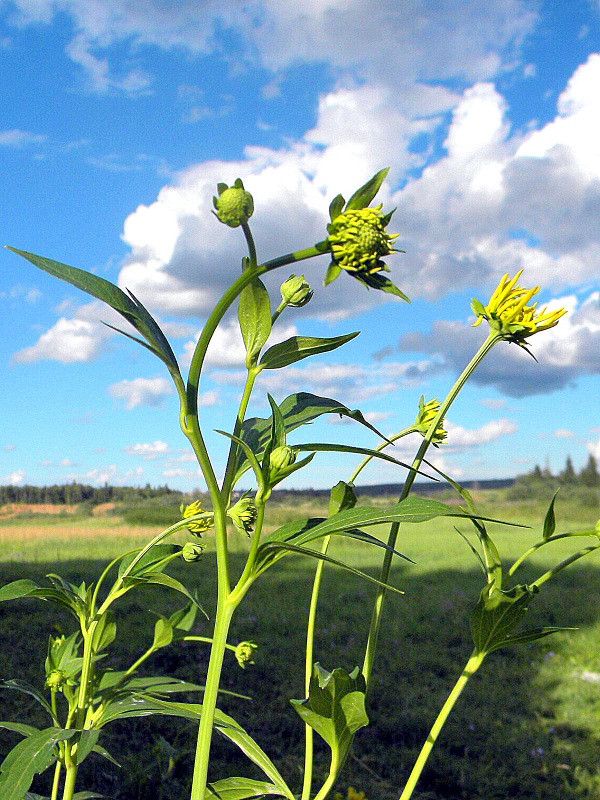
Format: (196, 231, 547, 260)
(0, 489, 599, 799)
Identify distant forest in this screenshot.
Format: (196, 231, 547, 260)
(1, 454, 597, 506)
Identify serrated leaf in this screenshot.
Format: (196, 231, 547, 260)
(0, 681, 57, 724)
(205, 778, 287, 799)
(238, 278, 272, 365)
(259, 332, 359, 370)
(290, 664, 368, 771)
(344, 168, 389, 211)
(6, 249, 181, 378)
(0, 727, 75, 800)
(471, 584, 537, 655)
(543, 489, 559, 540)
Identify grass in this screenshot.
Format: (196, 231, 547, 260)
(0, 490, 599, 799)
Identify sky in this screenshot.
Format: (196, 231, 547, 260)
(1, 0, 599, 493)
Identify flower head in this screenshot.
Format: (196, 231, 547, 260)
(323, 169, 409, 301)
(414, 396, 447, 445)
(268, 445, 296, 483)
(45, 669, 68, 690)
(235, 640, 257, 669)
(472, 271, 567, 342)
(227, 495, 258, 536)
(180, 500, 214, 536)
(213, 178, 254, 227)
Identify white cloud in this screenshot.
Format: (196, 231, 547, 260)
(444, 418, 518, 450)
(587, 437, 600, 460)
(109, 377, 173, 410)
(1, 470, 25, 485)
(182, 319, 298, 369)
(124, 440, 170, 460)
(0, 128, 46, 147)
(554, 429, 575, 439)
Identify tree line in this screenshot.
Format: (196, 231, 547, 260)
(0, 482, 183, 506)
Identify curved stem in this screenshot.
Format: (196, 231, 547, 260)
(398, 650, 485, 800)
(532, 542, 600, 589)
(508, 530, 600, 579)
(349, 427, 413, 486)
(242, 223, 257, 269)
(362, 331, 500, 686)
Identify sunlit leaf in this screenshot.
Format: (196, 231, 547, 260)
(0, 727, 75, 800)
(238, 278, 272, 365)
(259, 333, 359, 370)
(344, 168, 389, 211)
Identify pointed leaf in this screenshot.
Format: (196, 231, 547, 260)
(500, 626, 575, 651)
(0, 723, 40, 739)
(238, 278, 272, 365)
(0, 580, 39, 602)
(290, 664, 368, 770)
(354, 270, 410, 302)
(117, 544, 180, 578)
(0, 681, 57, 724)
(205, 778, 287, 799)
(91, 611, 116, 653)
(91, 744, 121, 768)
(152, 617, 174, 650)
(543, 489, 559, 540)
(123, 573, 201, 610)
(471, 584, 537, 655)
(292, 442, 417, 471)
(344, 168, 389, 211)
(328, 194, 345, 222)
(328, 481, 357, 516)
(0, 727, 75, 800)
(259, 333, 359, 370)
(74, 730, 100, 765)
(323, 262, 341, 286)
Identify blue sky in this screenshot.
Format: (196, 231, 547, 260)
(1, 0, 599, 492)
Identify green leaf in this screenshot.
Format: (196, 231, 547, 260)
(259, 332, 359, 370)
(328, 481, 357, 516)
(0, 727, 76, 800)
(0, 723, 40, 739)
(470, 297, 487, 317)
(74, 730, 100, 765)
(169, 601, 198, 635)
(353, 270, 410, 302)
(423, 459, 476, 514)
(471, 583, 538, 655)
(344, 168, 389, 211)
(543, 489, 559, 540)
(254, 541, 403, 594)
(205, 778, 288, 799)
(238, 277, 272, 366)
(328, 194, 345, 222)
(91, 744, 121, 768)
(323, 262, 341, 286)
(0, 580, 39, 602)
(235, 392, 390, 483)
(290, 664, 368, 771)
(0, 681, 57, 724)
(292, 442, 415, 470)
(91, 611, 116, 653)
(7, 248, 181, 378)
(152, 617, 174, 650)
(123, 573, 201, 610)
(501, 626, 575, 649)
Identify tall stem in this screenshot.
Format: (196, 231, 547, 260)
(189, 598, 236, 800)
(398, 650, 485, 800)
(362, 332, 500, 685)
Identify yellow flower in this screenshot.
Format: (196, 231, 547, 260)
(414, 396, 447, 445)
(472, 271, 567, 341)
(347, 788, 367, 800)
(180, 500, 214, 536)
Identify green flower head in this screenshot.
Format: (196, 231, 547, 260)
(227, 495, 258, 536)
(45, 669, 68, 690)
(323, 169, 409, 302)
(235, 640, 257, 669)
(213, 178, 254, 227)
(181, 541, 205, 562)
(269, 445, 296, 482)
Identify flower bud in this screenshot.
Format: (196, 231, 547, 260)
(414, 396, 447, 445)
(227, 496, 258, 536)
(45, 669, 67, 690)
(181, 500, 214, 536)
(269, 445, 296, 482)
(235, 640, 257, 669)
(213, 179, 254, 227)
(181, 542, 205, 562)
(280, 274, 313, 307)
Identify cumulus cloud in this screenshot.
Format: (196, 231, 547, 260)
(444, 418, 518, 450)
(1, 470, 25, 485)
(393, 290, 600, 397)
(587, 437, 600, 460)
(109, 376, 173, 410)
(124, 440, 170, 460)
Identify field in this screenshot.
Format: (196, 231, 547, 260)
(1, 489, 599, 800)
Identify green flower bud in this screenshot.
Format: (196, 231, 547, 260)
(269, 445, 296, 482)
(280, 274, 313, 307)
(414, 396, 447, 445)
(235, 640, 257, 669)
(227, 496, 258, 536)
(181, 500, 214, 536)
(181, 542, 205, 562)
(45, 669, 67, 690)
(213, 179, 254, 227)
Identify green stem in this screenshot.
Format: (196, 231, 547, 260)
(362, 331, 500, 686)
(242, 223, 258, 269)
(300, 534, 331, 800)
(312, 762, 340, 800)
(229, 500, 266, 604)
(508, 531, 600, 579)
(349, 427, 413, 486)
(532, 542, 600, 589)
(61, 762, 78, 800)
(221, 367, 260, 503)
(399, 650, 485, 800)
(50, 752, 62, 800)
(189, 598, 236, 800)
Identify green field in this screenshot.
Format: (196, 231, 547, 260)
(1, 490, 599, 799)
